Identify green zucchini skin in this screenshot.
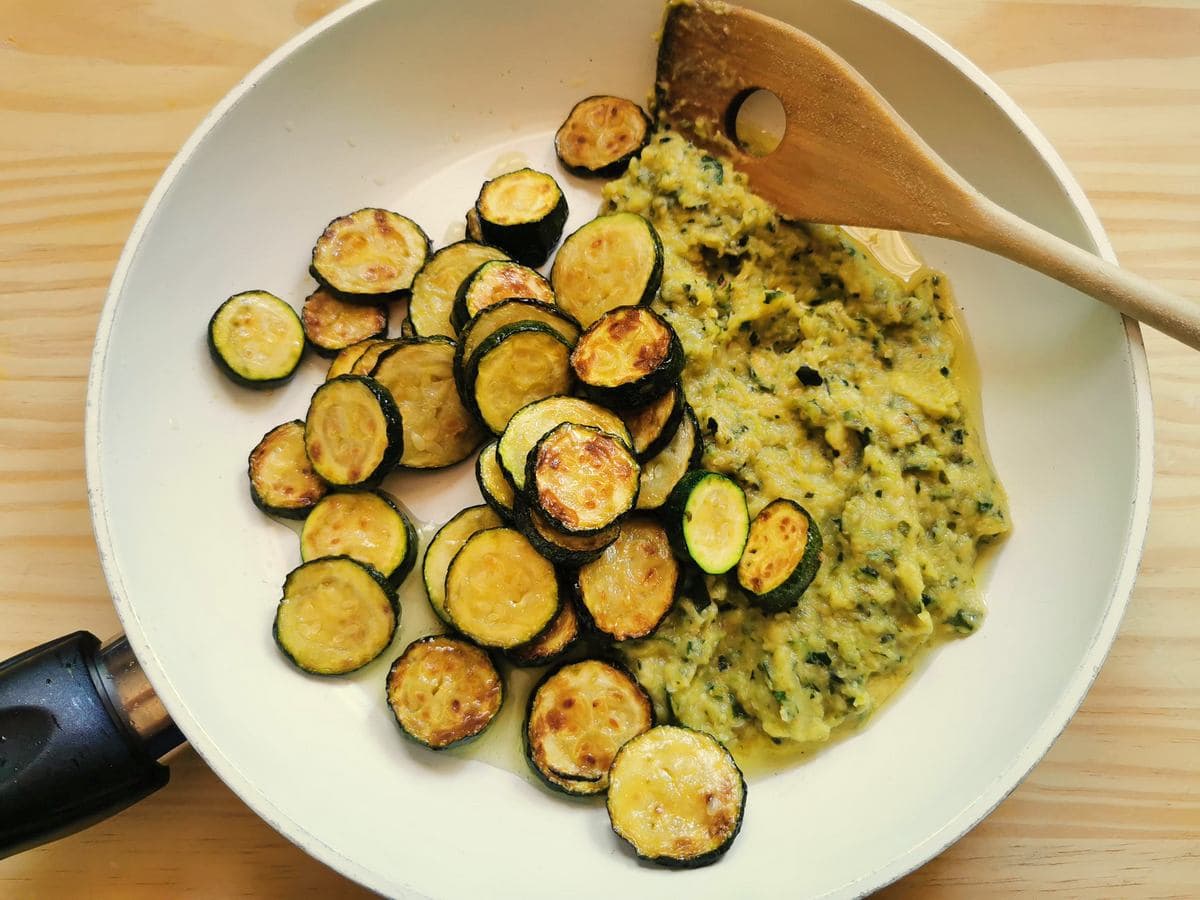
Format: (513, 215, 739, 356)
(662, 470, 749, 574)
(512, 497, 619, 567)
(504, 600, 580, 668)
(476, 441, 517, 522)
(207, 291, 305, 389)
(554, 95, 652, 179)
(571, 306, 685, 408)
(462, 321, 575, 435)
(247, 420, 328, 519)
(450, 259, 555, 332)
(475, 168, 568, 268)
(303, 375, 405, 490)
(736, 499, 823, 613)
(453, 298, 582, 395)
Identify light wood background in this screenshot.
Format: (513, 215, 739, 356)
(0, 0, 1196, 896)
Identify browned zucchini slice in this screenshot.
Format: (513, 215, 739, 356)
(454, 298, 581, 391)
(370, 337, 485, 469)
(571, 305, 684, 407)
(310, 208, 430, 299)
(303, 375, 404, 489)
(620, 385, 685, 460)
(299, 490, 417, 587)
(550, 213, 663, 327)
(465, 206, 484, 243)
(327, 339, 382, 381)
(514, 499, 620, 567)
(555, 95, 652, 178)
(248, 420, 327, 518)
(636, 404, 703, 510)
(527, 422, 640, 535)
(452, 259, 555, 331)
(505, 601, 580, 668)
(474, 168, 568, 267)
(208, 290, 304, 388)
(525, 659, 653, 796)
(409, 240, 509, 338)
(476, 440, 516, 521)
(576, 518, 679, 640)
(349, 338, 403, 375)
(445, 527, 560, 649)
(386, 635, 503, 749)
(301, 286, 387, 357)
(422, 505, 504, 624)
(464, 322, 574, 434)
(607, 725, 746, 868)
(736, 499, 823, 613)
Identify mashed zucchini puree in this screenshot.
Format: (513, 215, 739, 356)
(604, 134, 1010, 752)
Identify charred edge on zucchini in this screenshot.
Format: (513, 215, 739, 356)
(422, 505, 504, 625)
(525, 659, 653, 796)
(465, 322, 574, 435)
(386, 635, 503, 749)
(273, 556, 398, 676)
(527, 422, 640, 535)
(248, 420, 328, 518)
(310, 208, 430, 299)
(301, 287, 387, 357)
(620, 385, 684, 460)
(555, 95, 652, 178)
(476, 441, 517, 521)
(327, 339, 383, 381)
(444, 527, 560, 649)
(208, 290, 304, 388)
(576, 518, 678, 641)
(736, 499, 823, 613)
(663, 470, 749, 574)
(408, 240, 509, 338)
(453, 298, 581, 393)
(636, 404, 704, 511)
(570, 305, 684, 407)
(303, 375, 404, 489)
(452, 259, 556, 331)
(505, 601, 580, 668)
(607, 725, 746, 868)
(300, 490, 417, 587)
(514, 498, 621, 567)
(550, 213, 663, 327)
(474, 168, 568, 267)
(498, 395, 633, 493)
(370, 337, 485, 469)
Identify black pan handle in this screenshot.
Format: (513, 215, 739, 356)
(0, 631, 185, 858)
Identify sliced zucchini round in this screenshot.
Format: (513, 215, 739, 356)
(526, 422, 640, 535)
(570, 305, 684, 407)
(620, 385, 684, 461)
(409, 240, 510, 338)
(303, 375, 404, 489)
(607, 725, 746, 868)
(663, 470, 750, 574)
(310, 208, 430, 299)
(525, 659, 653, 796)
(474, 168, 568, 267)
(497, 395, 633, 493)
(464, 322, 574, 434)
(452, 259, 555, 331)
(636, 404, 703, 511)
(550, 213, 663, 327)
(555, 95, 652, 178)
(349, 338, 403, 376)
(505, 601, 579, 668)
(370, 337, 485, 469)
(476, 440, 516, 521)
(445, 527, 560, 649)
(514, 499, 620, 567)
(248, 420, 328, 518)
(576, 518, 678, 641)
(273, 556, 398, 676)
(386, 635, 503, 750)
(300, 490, 417, 587)
(736, 499, 823, 613)
(300, 286, 387, 357)
(422, 505, 504, 625)
(208, 290, 304, 388)
(453, 298, 581, 391)
(326, 338, 383, 381)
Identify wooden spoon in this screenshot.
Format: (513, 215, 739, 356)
(657, 0, 1200, 349)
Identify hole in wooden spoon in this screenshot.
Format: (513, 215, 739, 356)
(726, 88, 785, 156)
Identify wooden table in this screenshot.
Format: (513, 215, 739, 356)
(1, 1, 1196, 895)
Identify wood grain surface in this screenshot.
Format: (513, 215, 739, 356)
(0, 0, 1196, 896)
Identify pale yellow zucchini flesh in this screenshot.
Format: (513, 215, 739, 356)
(576, 518, 678, 640)
(498, 395, 632, 493)
(636, 407, 699, 510)
(471, 325, 574, 434)
(422, 505, 504, 624)
(386, 636, 502, 749)
(248, 420, 327, 518)
(409, 241, 509, 337)
(299, 491, 411, 583)
(530, 423, 640, 534)
(303, 376, 400, 487)
(506, 601, 579, 667)
(311, 208, 429, 297)
(301, 287, 387, 355)
(326, 339, 383, 381)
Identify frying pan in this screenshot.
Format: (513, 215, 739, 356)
(0, 1, 1152, 896)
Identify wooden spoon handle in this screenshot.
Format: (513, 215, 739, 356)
(964, 197, 1200, 349)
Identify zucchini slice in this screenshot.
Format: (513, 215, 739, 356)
(514, 499, 620, 567)
(576, 518, 678, 641)
(327, 339, 383, 381)
(409, 240, 510, 338)
(386, 635, 503, 750)
(303, 375, 404, 489)
(248, 420, 328, 518)
(555, 95, 652, 178)
(620, 385, 684, 461)
(736, 499, 823, 613)
(422, 505, 504, 624)
(310, 208, 430, 299)
(506, 601, 580, 668)
(208, 290, 304, 388)
(464, 322, 574, 434)
(474, 168, 568, 267)
(550, 213, 663, 327)
(445, 527, 560, 649)
(299, 490, 417, 587)
(607, 726, 746, 868)
(525, 659, 653, 796)
(452, 260, 556, 331)
(301, 287, 387, 357)
(527, 422, 640, 535)
(370, 337, 485, 469)
(663, 470, 750, 574)
(570, 305, 684, 407)
(454, 298, 581, 391)
(273, 556, 398, 676)
(497, 395, 633, 493)
(349, 338, 403, 376)
(476, 440, 517, 521)
(636, 404, 703, 511)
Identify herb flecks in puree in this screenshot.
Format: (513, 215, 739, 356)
(605, 133, 1010, 748)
